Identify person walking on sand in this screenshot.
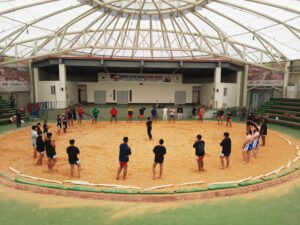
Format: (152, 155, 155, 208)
(193, 134, 205, 172)
(152, 139, 167, 180)
(66, 139, 81, 178)
(116, 137, 131, 180)
(220, 132, 231, 169)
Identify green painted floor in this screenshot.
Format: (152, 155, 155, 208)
(0, 120, 300, 225)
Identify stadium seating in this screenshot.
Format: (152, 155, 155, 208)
(0, 99, 26, 125)
(256, 98, 300, 129)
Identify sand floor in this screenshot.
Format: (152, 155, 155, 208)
(0, 121, 298, 189)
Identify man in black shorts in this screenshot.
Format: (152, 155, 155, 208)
(146, 117, 153, 140)
(220, 132, 231, 169)
(66, 139, 81, 178)
(217, 108, 224, 125)
(36, 130, 45, 165)
(44, 133, 57, 173)
(193, 134, 205, 171)
(260, 118, 268, 146)
(152, 139, 167, 180)
(139, 106, 146, 122)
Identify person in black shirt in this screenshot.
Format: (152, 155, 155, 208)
(193, 134, 205, 171)
(226, 111, 232, 127)
(16, 110, 21, 127)
(152, 139, 167, 180)
(57, 114, 62, 135)
(62, 114, 68, 133)
(36, 122, 42, 133)
(177, 106, 183, 120)
(66, 139, 81, 178)
(220, 132, 231, 169)
(116, 137, 131, 180)
(260, 118, 268, 146)
(240, 107, 247, 121)
(72, 108, 77, 122)
(192, 106, 197, 118)
(36, 130, 45, 165)
(146, 117, 153, 140)
(217, 108, 224, 125)
(139, 106, 146, 122)
(43, 120, 49, 138)
(10, 95, 15, 108)
(67, 107, 73, 127)
(44, 133, 57, 173)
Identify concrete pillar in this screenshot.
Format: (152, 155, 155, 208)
(33, 67, 39, 102)
(242, 65, 249, 107)
(283, 61, 291, 98)
(214, 66, 222, 108)
(28, 60, 35, 103)
(58, 63, 67, 108)
(236, 71, 242, 107)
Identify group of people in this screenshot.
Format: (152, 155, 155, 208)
(216, 108, 233, 127)
(31, 121, 81, 177)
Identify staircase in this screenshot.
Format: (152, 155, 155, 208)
(256, 98, 300, 129)
(0, 99, 26, 125)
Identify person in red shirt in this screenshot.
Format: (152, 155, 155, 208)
(198, 106, 205, 123)
(77, 106, 84, 125)
(110, 107, 118, 123)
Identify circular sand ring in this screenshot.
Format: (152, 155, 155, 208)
(0, 122, 298, 190)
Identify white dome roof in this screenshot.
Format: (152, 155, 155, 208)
(0, 0, 299, 67)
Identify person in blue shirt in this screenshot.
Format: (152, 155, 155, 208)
(151, 106, 158, 122)
(116, 137, 132, 180)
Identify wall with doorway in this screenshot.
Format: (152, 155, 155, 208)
(66, 81, 78, 104)
(78, 82, 194, 104)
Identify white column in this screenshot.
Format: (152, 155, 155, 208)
(283, 61, 291, 98)
(33, 67, 39, 102)
(214, 66, 222, 108)
(236, 71, 242, 107)
(58, 63, 67, 108)
(242, 65, 249, 107)
(28, 60, 34, 103)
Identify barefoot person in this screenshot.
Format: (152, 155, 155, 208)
(62, 113, 68, 133)
(162, 106, 168, 122)
(177, 105, 183, 120)
(77, 106, 84, 125)
(31, 126, 38, 158)
(139, 106, 146, 122)
(243, 130, 253, 162)
(67, 107, 73, 127)
(151, 106, 158, 122)
(116, 137, 131, 180)
(57, 114, 62, 135)
(43, 120, 49, 138)
(169, 107, 176, 123)
(66, 139, 81, 178)
(110, 107, 118, 123)
(198, 106, 205, 123)
(220, 132, 231, 169)
(217, 108, 224, 125)
(36, 130, 45, 165)
(152, 139, 167, 180)
(193, 134, 205, 172)
(226, 111, 232, 127)
(92, 107, 100, 124)
(260, 118, 268, 146)
(127, 106, 133, 123)
(45, 133, 57, 172)
(146, 117, 153, 140)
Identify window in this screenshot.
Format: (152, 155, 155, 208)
(223, 88, 228, 97)
(50, 85, 56, 95)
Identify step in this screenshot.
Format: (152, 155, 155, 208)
(268, 118, 300, 129)
(271, 101, 300, 107)
(266, 109, 300, 116)
(271, 105, 300, 112)
(268, 114, 300, 123)
(270, 98, 300, 103)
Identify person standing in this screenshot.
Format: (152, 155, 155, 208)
(162, 106, 168, 122)
(62, 114, 68, 133)
(260, 118, 268, 146)
(10, 95, 15, 108)
(177, 106, 183, 120)
(72, 107, 77, 123)
(45, 133, 57, 173)
(77, 106, 84, 125)
(36, 130, 45, 165)
(152, 139, 167, 180)
(127, 106, 133, 123)
(16, 110, 21, 127)
(193, 134, 205, 172)
(146, 117, 153, 140)
(31, 126, 38, 158)
(240, 107, 247, 121)
(110, 107, 118, 123)
(226, 111, 232, 127)
(169, 107, 176, 123)
(151, 106, 158, 122)
(116, 137, 132, 180)
(66, 139, 81, 178)
(139, 106, 146, 122)
(220, 132, 231, 169)
(67, 107, 73, 127)
(198, 106, 205, 124)
(217, 108, 224, 125)
(92, 107, 100, 124)
(56, 114, 62, 135)
(43, 120, 49, 138)
(192, 105, 197, 118)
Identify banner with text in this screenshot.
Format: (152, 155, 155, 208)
(248, 64, 284, 87)
(0, 65, 30, 92)
(98, 73, 182, 83)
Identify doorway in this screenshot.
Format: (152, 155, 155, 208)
(192, 86, 201, 104)
(78, 85, 87, 104)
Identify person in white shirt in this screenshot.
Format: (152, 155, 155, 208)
(31, 125, 38, 158)
(169, 107, 176, 123)
(162, 106, 168, 121)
